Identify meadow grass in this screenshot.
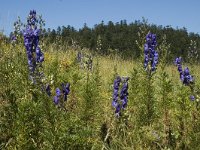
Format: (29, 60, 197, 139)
(1, 35, 200, 149)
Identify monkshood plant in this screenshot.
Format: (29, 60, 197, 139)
(174, 56, 200, 149)
(140, 33, 159, 126)
(174, 57, 199, 104)
(105, 75, 129, 149)
(22, 10, 44, 84)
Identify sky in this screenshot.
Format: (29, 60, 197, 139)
(0, 0, 200, 36)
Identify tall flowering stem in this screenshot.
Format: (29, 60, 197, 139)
(174, 57, 200, 149)
(140, 33, 159, 125)
(174, 57, 196, 101)
(22, 10, 44, 83)
(174, 57, 193, 85)
(175, 56, 200, 111)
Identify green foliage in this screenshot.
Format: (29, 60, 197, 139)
(1, 22, 200, 150)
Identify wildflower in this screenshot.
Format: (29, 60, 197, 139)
(112, 76, 129, 117)
(175, 57, 196, 103)
(36, 46, 44, 63)
(53, 96, 59, 105)
(112, 76, 121, 109)
(174, 57, 182, 66)
(144, 33, 159, 72)
(28, 10, 37, 26)
(182, 67, 194, 85)
(22, 10, 44, 82)
(120, 77, 129, 109)
(62, 83, 70, 101)
(56, 88, 61, 96)
(190, 95, 195, 101)
(54, 88, 61, 105)
(174, 57, 194, 85)
(53, 83, 70, 106)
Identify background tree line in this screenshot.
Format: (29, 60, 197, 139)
(8, 19, 200, 63)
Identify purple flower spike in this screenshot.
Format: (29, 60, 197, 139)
(53, 96, 59, 105)
(182, 67, 193, 85)
(53, 88, 61, 105)
(56, 88, 61, 96)
(175, 57, 182, 66)
(23, 10, 45, 83)
(174, 57, 195, 103)
(144, 33, 159, 72)
(112, 76, 129, 117)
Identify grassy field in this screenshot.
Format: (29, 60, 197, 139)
(1, 36, 200, 150)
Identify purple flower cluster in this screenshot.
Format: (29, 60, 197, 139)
(112, 76, 121, 116)
(53, 83, 70, 105)
(144, 33, 159, 72)
(54, 88, 61, 105)
(22, 10, 44, 80)
(175, 57, 194, 86)
(120, 77, 129, 109)
(112, 76, 129, 117)
(175, 57, 195, 100)
(62, 83, 70, 101)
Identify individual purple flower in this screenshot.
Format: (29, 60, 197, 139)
(28, 10, 37, 26)
(190, 95, 195, 101)
(53, 96, 59, 105)
(182, 67, 194, 85)
(53, 88, 61, 105)
(36, 47, 44, 63)
(144, 33, 159, 72)
(62, 83, 70, 101)
(174, 57, 182, 66)
(56, 88, 61, 96)
(45, 84, 51, 96)
(53, 83, 70, 106)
